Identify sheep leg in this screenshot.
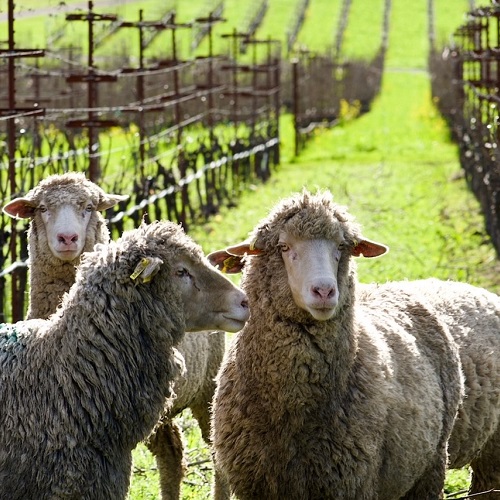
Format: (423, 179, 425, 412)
(146, 421, 186, 500)
(211, 464, 232, 500)
(469, 430, 500, 499)
(190, 397, 231, 500)
(400, 453, 447, 500)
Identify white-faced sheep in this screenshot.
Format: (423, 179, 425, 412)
(208, 189, 467, 499)
(2, 172, 128, 319)
(0, 220, 249, 500)
(3, 173, 229, 500)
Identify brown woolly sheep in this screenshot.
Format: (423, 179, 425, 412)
(3, 173, 230, 499)
(0, 220, 249, 500)
(2, 172, 127, 319)
(208, 189, 467, 499)
(369, 278, 500, 498)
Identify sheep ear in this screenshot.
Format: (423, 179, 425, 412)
(2, 198, 37, 219)
(207, 250, 246, 274)
(130, 256, 163, 283)
(352, 239, 388, 258)
(97, 194, 129, 211)
(208, 238, 263, 274)
(225, 238, 263, 256)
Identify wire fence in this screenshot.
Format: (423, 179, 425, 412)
(430, 0, 500, 256)
(0, 0, 385, 322)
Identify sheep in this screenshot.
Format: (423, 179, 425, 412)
(0, 219, 249, 500)
(211, 189, 500, 498)
(3, 172, 229, 500)
(2, 172, 128, 320)
(368, 278, 500, 498)
(208, 189, 467, 499)
(146, 330, 228, 500)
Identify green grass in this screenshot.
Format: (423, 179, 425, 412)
(128, 444, 161, 500)
(294, 0, 342, 53)
(433, 0, 470, 47)
(249, 0, 301, 55)
(6, 0, 83, 10)
(3, 0, 494, 497)
(341, 0, 386, 60)
(2, 0, 291, 62)
(385, 0, 429, 69)
(1, 0, 206, 60)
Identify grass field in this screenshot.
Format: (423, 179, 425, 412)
(3, 0, 500, 498)
(186, 1, 499, 498)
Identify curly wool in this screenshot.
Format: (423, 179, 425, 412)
(0, 221, 209, 500)
(366, 278, 500, 496)
(21, 173, 114, 319)
(212, 190, 464, 499)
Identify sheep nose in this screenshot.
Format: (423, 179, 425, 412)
(311, 284, 336, 300)
(57, 233, 79, 245)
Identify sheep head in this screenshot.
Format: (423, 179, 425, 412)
(208, 190, 388, 322)
(2, 173, 128, 262)
(86, 221, 250, 334)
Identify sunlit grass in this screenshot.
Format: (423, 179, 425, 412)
(342, 0, 385, 60)
(294, 0, 341, 53)
(3, 0, 493, 497)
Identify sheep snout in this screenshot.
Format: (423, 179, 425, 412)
(303, 279, 339, 320)
(52, 234, 81, 260)
(44, 204, 91, 260)
(212, 290, 249, 332)
(221, 292, 250, 331)
(182, 271, 249, 333)
(57, 232, 79, 248)
(311, 282, 336, 301)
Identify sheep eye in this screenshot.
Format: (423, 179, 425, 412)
(335, 243, 344, 261)
(176, 267, 191, 278)
(38, 205, 47, 213)
(85, 204, 93, 213)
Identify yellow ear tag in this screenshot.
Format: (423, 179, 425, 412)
(222, 255, 239, 273)
(130, 257, 163, 283)
(130, 258, 150, 280)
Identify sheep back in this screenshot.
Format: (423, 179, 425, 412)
(366, 278, 500, 469)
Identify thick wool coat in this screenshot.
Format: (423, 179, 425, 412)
(0, 222, 212, 499)
(212, 191, 464, 499)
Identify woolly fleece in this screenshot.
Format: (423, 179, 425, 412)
(212, 190, 464, 499)
(0, 220, 243, 499)
(3, 172, 124, 320)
